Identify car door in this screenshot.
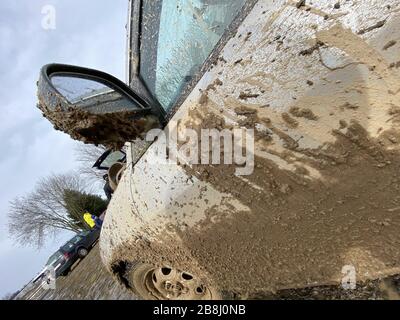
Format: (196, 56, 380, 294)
(99, 0, 400, 299)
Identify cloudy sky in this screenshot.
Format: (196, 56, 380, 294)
(0, 0, 128, 297)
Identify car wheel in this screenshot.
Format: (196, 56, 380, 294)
(77, 248, 89, 258)
(60, 269, 69, 277)
(126, 263, 221, 300)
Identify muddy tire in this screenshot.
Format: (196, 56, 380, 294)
(126, 262, 221, 300)
(78, 248, 89, 258)
(60, 269, 70, 277)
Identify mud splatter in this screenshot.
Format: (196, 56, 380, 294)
(234, 106, 258, 116)
(357, 20, 386, 35)
(389, 61, 400, 69)
(37, 98, 159, 150)
(198, 91, 209, 105)
(340, 102, 359, 110)
(239, 92, 260, 100)
(295, 0, 306, 9)
(282, 112, 299, 128)
(244, 32, 252, 42)
(289, 107, 318, 120)
(383, 40, 397, 50)
(299, 41, 324, 56)
(206, 78, 224, 91)
(175, 122, 400, 295)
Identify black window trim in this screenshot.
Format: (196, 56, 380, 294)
(127, 0, 258, 123)
(126, 0, 166, 122)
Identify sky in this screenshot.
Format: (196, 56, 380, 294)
(0, 0, 128, 297)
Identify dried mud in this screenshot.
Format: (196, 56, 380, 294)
(165, 17, 400, 294)
(102, 0, 400, 299)
(181, 118, 400, 294)
(37, 96, 160, 150)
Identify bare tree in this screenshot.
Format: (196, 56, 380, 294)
(74, 143, 107, 190)
(8, 172, 92, 248)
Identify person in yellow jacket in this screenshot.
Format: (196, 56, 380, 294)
(83, 211, 104, 230)
(83, 212, 96, 229)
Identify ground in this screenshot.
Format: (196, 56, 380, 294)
(19, 245, 136, 300)
(18, 242, 400, 300)
(252, 275, 400, 300)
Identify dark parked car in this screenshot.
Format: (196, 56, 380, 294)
(45, 229, 100, 277)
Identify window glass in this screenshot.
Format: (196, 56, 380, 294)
(70, 235, 82, 244)
(101, 151, 125, 168)
(140, 0, 246, 110)
(60, 235, 82, 251)
(46, 251, 63, 266)
(79, 230, 91, 237)
(61, 242, 75, 251)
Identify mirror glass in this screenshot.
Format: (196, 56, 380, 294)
(50, 73, 141, 113)
(51, 75, 112, 103)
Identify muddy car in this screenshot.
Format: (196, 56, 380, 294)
(37, 0, 400, 300)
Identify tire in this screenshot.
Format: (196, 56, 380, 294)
(77, 247, 89, 258)
(125, 262, 221, 300)
(60, 269, 70, 277)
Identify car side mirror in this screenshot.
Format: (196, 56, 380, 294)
(37, 64, 166, 148)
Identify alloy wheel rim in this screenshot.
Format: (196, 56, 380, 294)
(143, 266, 214, 300)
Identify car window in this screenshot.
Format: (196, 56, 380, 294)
(61, 235, 83, 251)
(70, 235, 83, 244)
(61, 242, 75, 251)
(100, 150, 125, 169)
(46, 251, 63, 266)
(140, 0, 247, 111)
(79, 230, 91, 237)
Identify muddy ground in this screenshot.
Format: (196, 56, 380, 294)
(252, 275, 400, 300)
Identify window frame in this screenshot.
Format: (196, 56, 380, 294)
(93, 149, 127, 171)
(127, 0, 258, 122)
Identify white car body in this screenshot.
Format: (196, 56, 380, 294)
(100, 0, 400, 296)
